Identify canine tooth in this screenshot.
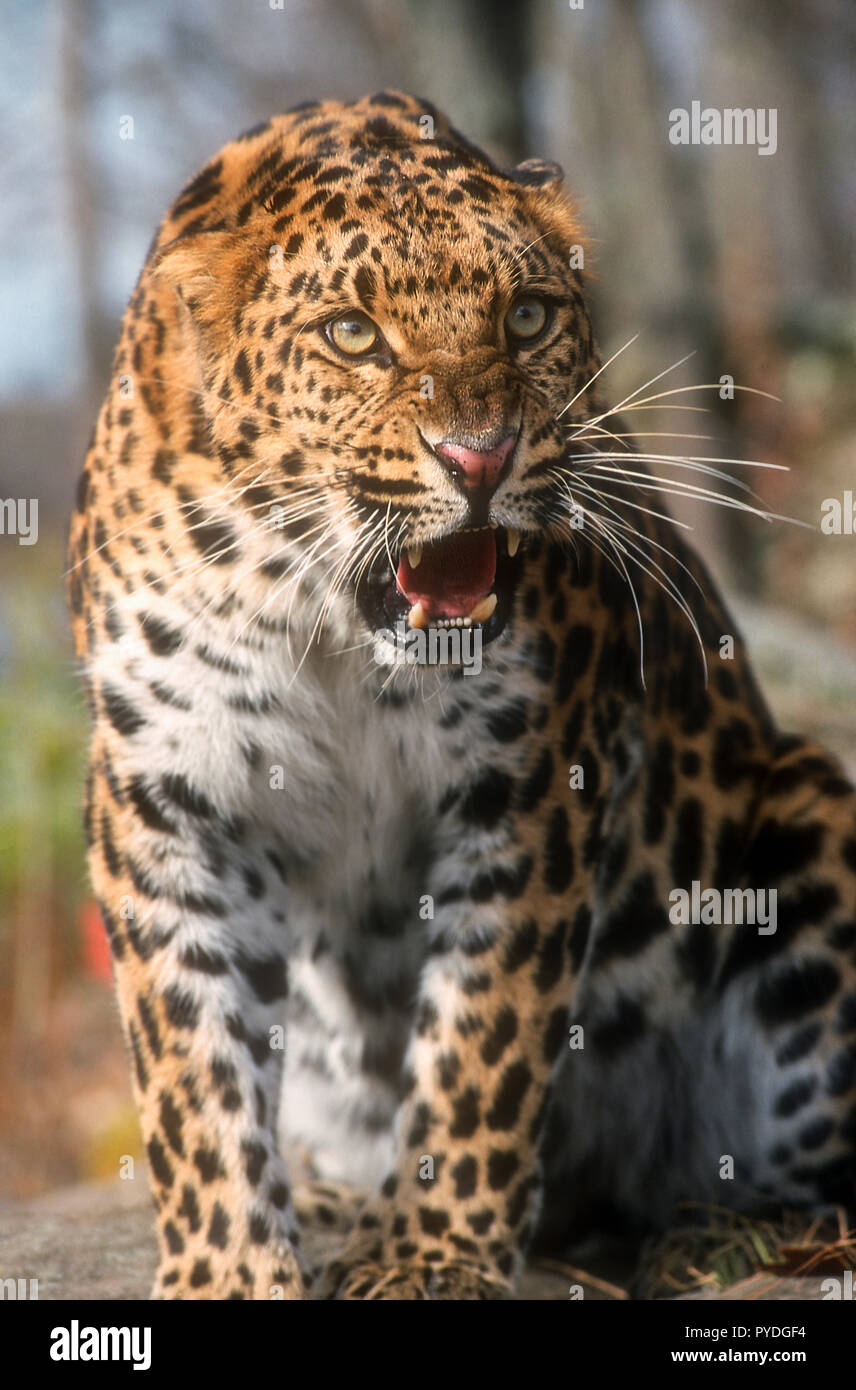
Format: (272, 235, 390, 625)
(407, 543, 422, 569)
(469, 593, 498, 624)
(506, 527, 521, 558)
(408, 602, 428, 629)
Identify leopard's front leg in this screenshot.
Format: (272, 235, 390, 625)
(87, 734, 305, 1300)
(321, 796, 593, 1300)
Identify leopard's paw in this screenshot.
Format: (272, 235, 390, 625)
(320, 1257, 512, 1301)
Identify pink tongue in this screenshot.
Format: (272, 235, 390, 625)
(396, 531, 496, 618)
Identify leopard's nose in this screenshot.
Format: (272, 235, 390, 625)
(433, 431, 517, 496)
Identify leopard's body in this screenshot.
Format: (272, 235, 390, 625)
(67, 91, 856, 1299)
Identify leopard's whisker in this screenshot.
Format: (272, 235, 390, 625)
(217, 513, 345, 658)
(382, 501, 398, 585)
(583, 467, 809, 527)
(566, 502, 648, 687)
(568, 475, 704, 590)
(569, 422, 635, 452)
(314, 506, 387, 640)
(65, 457, 273, 577)
(576, 453, 757, 497)
(576, 380, 782, 436)
(601, 402, 710, 414)
(569, 349, 699, 437)
(176, 512, 339, 658)
(351, 516, 390, 610)
(574, 429, 718, 444)
(572, 446, 788, 477)
(570, 490, 707, 684)
(349, 513, 406, 627)
(289, 506, 380, 683)
(556, 332, 641, 420)
(70, 468, 360, 631)
(558, 470, 708, 660)
(582, 494, 707, 618)
(567, 482, 694, 531)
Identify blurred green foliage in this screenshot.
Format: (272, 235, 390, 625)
(0, 533, 88, 978)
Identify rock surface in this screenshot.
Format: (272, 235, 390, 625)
(0, 1179, 832, 1301)
(0, 1179, 575, 1300)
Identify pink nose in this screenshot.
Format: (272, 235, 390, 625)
(434, 434, 517, 492)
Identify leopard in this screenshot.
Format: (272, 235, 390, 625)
(66, 90, 856, 1300)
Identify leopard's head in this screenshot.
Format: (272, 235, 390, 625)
(152, 92, 598, 650)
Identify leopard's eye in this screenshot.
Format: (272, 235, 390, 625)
(326, 311, 379, 356)
(504, 295, 548, 343)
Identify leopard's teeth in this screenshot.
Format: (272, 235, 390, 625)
(407, 601, 428, 629)
(469, 593, 498, 624)
(506, 527, 521, 558)
(407, 543, 422, 569)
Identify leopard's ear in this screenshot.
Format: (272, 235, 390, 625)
(150, 228, 255, 357)
(150, 229, 241, 308)
(513, 164, 591, 277)
(509, 158, 564, 190)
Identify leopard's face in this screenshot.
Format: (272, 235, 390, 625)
(153, 93, 597, 648)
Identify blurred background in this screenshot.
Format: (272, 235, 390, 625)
(1, 0, 854, 1201)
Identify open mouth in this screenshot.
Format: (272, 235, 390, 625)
(356, 525, 523, 646)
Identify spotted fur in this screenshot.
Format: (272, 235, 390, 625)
(67, 92, 856, 1299)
